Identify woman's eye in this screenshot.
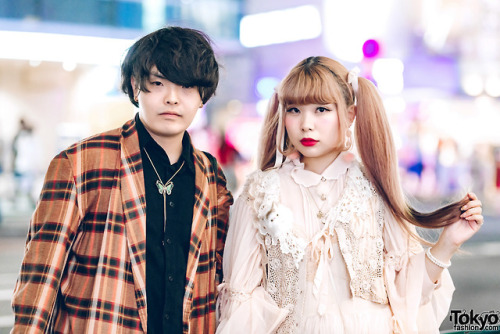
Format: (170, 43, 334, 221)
(317, 107, 330, 113)
(286, 107, 300, 113)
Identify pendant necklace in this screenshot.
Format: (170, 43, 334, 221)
(304, 174, 347, 225)
(143, 148, 185, 196)
(305, 178, 334, 223)
(143, 147, 185, 232)
(143, 147, 185, 196)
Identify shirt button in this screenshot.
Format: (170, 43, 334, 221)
(166, 238, 172, 245)
(168, 275, 174, 282)
(164, 313, 170, 320)
(169, 201, 175, 208)
(161, 240, 165, 246)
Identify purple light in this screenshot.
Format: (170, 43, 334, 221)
(363, 39, 380, 58)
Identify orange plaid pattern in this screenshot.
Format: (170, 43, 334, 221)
(11, 118, 232, 333)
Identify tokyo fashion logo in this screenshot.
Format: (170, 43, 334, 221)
(450, 309, 500, 331)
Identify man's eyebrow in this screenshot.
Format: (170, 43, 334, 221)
(150, 71, 167, 79)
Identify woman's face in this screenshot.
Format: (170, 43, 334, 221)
(284, 102, 343, 173)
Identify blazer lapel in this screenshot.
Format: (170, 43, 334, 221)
(183, 148, 212, 315)
(119, 119, 148, 331)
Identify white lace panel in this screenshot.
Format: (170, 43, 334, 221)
(331, 166, 388, 304)
(245, 169, 307, 268)
(265, 243, 306, 334)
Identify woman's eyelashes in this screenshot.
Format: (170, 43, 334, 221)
(285, 106, 332, 113)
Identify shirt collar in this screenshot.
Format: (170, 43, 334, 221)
(135, 113, 195, 173)
(286, 151, 355, 187)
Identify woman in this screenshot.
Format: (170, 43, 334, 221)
(216, 56, 483, 333)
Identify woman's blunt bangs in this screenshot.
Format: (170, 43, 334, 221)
(279, 64, 343, 109)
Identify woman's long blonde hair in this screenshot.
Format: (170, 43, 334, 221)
(259, 56, 467, 231)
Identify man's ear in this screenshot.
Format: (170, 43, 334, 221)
(131, 77, 137, 94)
(347, 105, 357, 126)
(131, 77, 140, 102)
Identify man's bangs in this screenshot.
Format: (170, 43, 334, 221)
(280, 69, 339, 107)
(153, 54, 198, 88)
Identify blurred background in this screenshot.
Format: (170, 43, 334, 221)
(0, 0, 499, 332)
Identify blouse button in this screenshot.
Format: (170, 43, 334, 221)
(321, 194, 327, 201)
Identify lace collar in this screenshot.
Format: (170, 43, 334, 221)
(285, 151, 355, 187)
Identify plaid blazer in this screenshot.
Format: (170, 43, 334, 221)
(11, 118, 233, 333)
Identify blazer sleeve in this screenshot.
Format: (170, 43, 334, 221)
(11, 151, 82, 333)
(214, 160, 234, 284)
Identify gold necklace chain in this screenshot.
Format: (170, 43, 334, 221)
(143, 147, 185, 234)
(305, 179, 335, 221)
(304, 174, 348, 223)
(143, 147, 185, 196)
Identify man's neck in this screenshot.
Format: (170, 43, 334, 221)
(149, 132, 184, 164)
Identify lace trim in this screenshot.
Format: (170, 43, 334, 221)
(243, 169, 307, 268)
(242, 169, 307, 333)
(330, 165, 387, 304)
(241, 162, 388, 315)
(266, 244, 303, 333)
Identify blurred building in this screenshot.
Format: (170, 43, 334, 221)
(0, 0, 251, 204)
(1, 0, 500, 209)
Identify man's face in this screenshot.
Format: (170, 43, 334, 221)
(133, 66, 202, 143)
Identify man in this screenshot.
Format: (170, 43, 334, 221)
(12, 26, 233, 333)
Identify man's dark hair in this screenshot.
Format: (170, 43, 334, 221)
(121, 26, 219, 106)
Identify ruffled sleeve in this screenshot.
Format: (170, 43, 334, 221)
(383, 211, 455, 334)
(216, 195, 288, 334)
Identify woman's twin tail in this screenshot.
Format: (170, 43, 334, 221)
(354, 77, 467, 233)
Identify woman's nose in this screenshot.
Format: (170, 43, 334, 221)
(300, 113, 314, 131)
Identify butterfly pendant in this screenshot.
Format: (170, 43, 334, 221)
(156, 180, 174, 195)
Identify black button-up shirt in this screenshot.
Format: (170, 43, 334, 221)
(136, 114, 195, 333)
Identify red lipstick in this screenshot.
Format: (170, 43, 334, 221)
(300, 138, 318, 146)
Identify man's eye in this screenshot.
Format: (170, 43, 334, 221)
(151, 81, 162, 86)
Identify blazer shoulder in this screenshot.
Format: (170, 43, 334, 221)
(63, 118, 137, 157)
(201, 151, 217, 166)
(57, 120, 136, 172)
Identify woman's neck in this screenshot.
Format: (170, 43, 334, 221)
(302, 151, 341, 174)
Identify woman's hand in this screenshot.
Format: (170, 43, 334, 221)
(440, 192, 484, 250)
(425, 192, 484, 282)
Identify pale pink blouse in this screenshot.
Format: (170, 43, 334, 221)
(217, 152, 454, 334)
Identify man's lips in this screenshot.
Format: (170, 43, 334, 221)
(159, 112, 181, 117)
(300, 138, 318, 146)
